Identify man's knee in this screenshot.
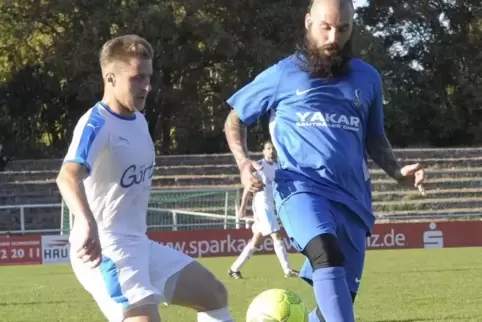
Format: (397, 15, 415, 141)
(302, 233, 345, 270)
(251, 232, 263, 247)
(187, 273, 228, 309)
(207, 276, 229, 308)
(124, 303, 161, 322)
(171, 261, 228, 311)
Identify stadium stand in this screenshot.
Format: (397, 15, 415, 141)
(1, 148, 482, 232)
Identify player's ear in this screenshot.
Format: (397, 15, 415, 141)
(305, 14, 312, 30)
(106, 72, 116, 87)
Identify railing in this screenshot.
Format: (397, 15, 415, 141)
(0, 203, 252, 235)
(1, 203, 482, 235)
(377, 212, 482, 222)
(147, 207, 253, 231)
(0, 203, 62, 234)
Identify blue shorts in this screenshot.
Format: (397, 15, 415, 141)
(275, 191, 367, 294)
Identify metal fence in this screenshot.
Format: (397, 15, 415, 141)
(1, 186, 482, 235)
(0, 188, 253, 235)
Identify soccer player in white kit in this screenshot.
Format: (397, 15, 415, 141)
(228, 141, 299, 279)
(56, 35, 235, 322)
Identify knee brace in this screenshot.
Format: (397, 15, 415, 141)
(351, 292, 357, 303)
(302, 233, 345, 270)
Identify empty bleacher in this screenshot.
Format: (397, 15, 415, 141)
(1, 148, 482, 232)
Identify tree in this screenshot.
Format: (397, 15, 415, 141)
(1, 0, 480, 160)
(357, 0, 482, 146)
(0, 0, 307, 156)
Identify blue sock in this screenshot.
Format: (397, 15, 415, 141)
(312, 267, 354, 322)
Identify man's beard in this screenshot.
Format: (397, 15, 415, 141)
(296, 32, 353, 79)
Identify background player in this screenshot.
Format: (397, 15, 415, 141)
(223, 0, 426, 321)
(228, 140, 298, 279)
(56, 34, 234, 322)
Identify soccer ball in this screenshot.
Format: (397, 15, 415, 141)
(246, 288, 309, 322)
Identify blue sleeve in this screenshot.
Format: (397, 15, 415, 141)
(227, 63, 282, 126)
(63, 108, 106, 175)
(366, 71, 385, 137)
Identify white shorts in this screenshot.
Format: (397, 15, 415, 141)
(71, 237, 194, 322)
(251, 204, 280, 236)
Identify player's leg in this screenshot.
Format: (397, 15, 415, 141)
(149, 241, 234, 322)
(269, 231, 298, 277)
(252, 204, 296, 276)
(71, 257, 126, 322)
(298, 259, 322, 322)
(170, 261, 234, 321)
(334, 204, 366, 319)
(297, 203, 367, 322)
(229, 204, 266, 278)
(124, 304, 161, 322)
(71, 240, 163, 322)
(276, 192, 355, 322)
(298, 259, 323, 322)
(260, 207, 295, 276)
(229, 230, 263, 278)
(310, 295, 358, 322)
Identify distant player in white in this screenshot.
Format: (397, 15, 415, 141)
(56, 35, 234, 322)
(228, 141, 299, 278)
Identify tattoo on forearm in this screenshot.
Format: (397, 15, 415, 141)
(225, 109, 249, 168)
(366, 135, 402, 181)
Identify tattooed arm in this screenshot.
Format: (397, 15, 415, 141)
(366, 71, 425, 190)
(366, 134, 409, 184)
(223, 61, 282, 167)
(224, 108, 251, 169)
(224, 107, 264, 192)
(223, 62, 282, 190)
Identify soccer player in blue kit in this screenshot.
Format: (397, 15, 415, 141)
(224, 0, 426, 321)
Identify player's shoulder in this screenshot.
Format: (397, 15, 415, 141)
(75, 103, 107, 131)
(277, 54, 297, 65)
(134, 111, 149, 125)
(349, 58, 382, 82)
(274, 54, 301, 71)
(262, 54, 298, 75)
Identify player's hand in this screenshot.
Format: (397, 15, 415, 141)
(72, 217, 102, 268)
(239, 159, 264, 193)
(400, 163, 426, 196)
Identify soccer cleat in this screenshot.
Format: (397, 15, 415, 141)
(284, 269, 300, 278)
(228, 269, 243, 279)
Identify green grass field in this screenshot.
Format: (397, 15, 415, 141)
(1, 248, 482, 321)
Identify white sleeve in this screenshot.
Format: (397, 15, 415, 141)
(63, 110, 108, 175)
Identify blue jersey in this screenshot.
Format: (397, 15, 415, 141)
(227, 55, 385, 231)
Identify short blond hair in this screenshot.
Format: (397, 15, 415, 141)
(99, 34, 154, 70)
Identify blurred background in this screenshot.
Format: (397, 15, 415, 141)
(1, 0, 480, 162)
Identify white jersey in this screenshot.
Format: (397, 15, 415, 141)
(63, 102, 155, 246)
(252, 159, 278, 212)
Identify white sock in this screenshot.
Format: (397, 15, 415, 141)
(273, 239, 290, 273)
(309, 308, 322, 322)
(197, 307, 234, 322)
(230, 242, 255, 271)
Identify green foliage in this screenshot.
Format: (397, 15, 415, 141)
(0, 0, 481, 159)
(357, 0, 482, 146)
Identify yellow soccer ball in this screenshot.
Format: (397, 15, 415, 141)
(246, 289, 309, 322)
